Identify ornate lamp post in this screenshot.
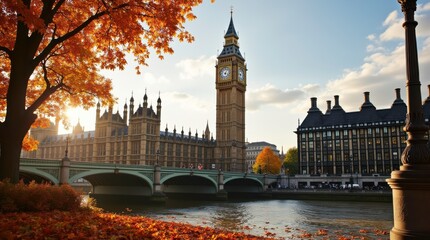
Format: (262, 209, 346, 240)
(386, 0, 430, 238)
(350, 155, 354, 191)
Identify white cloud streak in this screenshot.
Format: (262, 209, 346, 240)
(176, 55, 216, 80)
(247, 5, 430, 115)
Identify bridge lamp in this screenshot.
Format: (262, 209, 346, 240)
(350, 155, 354, 190)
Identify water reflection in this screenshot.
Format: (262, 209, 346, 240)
(295, 200, 393, 233)
(210, 203, 251, 232)
(98, 199, 393, 238)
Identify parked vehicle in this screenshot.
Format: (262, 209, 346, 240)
(340, 184, 360, 189)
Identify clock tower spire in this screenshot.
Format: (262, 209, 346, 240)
(215, 11, 246, 172)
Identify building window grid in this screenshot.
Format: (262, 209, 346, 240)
(298, 122, 416, 175)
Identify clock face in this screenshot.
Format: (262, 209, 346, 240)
(238, 68, 244, 81)
(220, 67, 230, 80)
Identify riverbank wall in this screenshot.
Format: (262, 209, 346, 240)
(265, 190, 392, 202)
(89, 190, 392, 204)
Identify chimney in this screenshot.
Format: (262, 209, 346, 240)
(334, 95, 340, 106)
(331, 95, 345, 112)
(392, 88, 406, 107)
(360, 92, 375, 110)
(395, 88, 401, 100)
(307, 97, 321, 113)
(326, 100, 331, 114)
(364, 92, 370, 103)
(311, 97, 317, 108)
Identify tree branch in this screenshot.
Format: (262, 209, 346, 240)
(33, 3, 130, 66)
(25, 0, 59, 66)
(41, 60, 51, 89)
(0, 46, 12, 57)
(27, 60, 63, 113)
(26, 80, 62, 114)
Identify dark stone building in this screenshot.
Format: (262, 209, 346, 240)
(296, 86, 430, 176)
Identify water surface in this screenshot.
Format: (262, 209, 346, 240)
(100, 199, 392, 239)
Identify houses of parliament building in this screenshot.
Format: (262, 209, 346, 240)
(23, 14, 247, 172)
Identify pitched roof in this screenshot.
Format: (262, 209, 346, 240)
(299, 91, 412, 129)
(219, 15, 243, 59)
(225, 15, 238, 38)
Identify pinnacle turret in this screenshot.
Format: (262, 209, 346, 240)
(224, 10, 238, 38)
(219, 10, 243, 59)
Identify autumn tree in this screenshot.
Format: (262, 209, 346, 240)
(283, 147, 298, 175)
(0, 0, 208, 183)
(252, 147, 281, 174)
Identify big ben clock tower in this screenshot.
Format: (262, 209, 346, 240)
(215, 11, 246, 172)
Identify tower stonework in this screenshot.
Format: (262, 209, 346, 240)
(215, 13, 246, 172)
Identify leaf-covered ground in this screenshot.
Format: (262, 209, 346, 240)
(0, 210, 272, 240)
(0, 210, 390, 240)
(0, 181, 390, 239)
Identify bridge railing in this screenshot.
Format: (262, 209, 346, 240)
(20, 158, 61, 166)
(69, 161, 155, 171)
(20, 158, 282, 182)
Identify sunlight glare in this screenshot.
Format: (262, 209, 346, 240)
(58, 107, 96, 135)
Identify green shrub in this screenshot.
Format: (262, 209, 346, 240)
(0, 180, 82, 213)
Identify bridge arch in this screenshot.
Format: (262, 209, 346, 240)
(224, 176, 264, 193)
(69, 169, 153, 186)
(161, 173, 217, 186)
(69, 170, 154, 196)
(19, 167, 59, 185)
(161, 173, 218, 195)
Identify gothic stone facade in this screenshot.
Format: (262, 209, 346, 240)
(25, 96, 216, 169)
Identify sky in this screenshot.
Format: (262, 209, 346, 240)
(62, 0, 430, 152)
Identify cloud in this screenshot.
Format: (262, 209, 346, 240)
(301, 83, 321, 94)
(140, 72, 171, 85)
(163, 91, 212, 110)
(321, 6, 430, 113)
(380, 4, 430, 41)
(383, 11, 399, 27)
(160, 90, 215, 133)
(246, 84, 311, 111)
(246, 5, 430, 116)
(366, 44, 386, 53)
(176, 55, 216, 80)
(170, 92, 189, 99)
(367, 34, 376, 41)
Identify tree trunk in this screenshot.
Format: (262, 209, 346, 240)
(0, 56, 37, 183)
(0, 7, 45, 183)
(0, 130, 23, 183)
(0, 110, 37, 183)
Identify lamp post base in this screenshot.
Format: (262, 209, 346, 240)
(387, 164, 430, 239)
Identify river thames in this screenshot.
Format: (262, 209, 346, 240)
(100, 198, 393, 239)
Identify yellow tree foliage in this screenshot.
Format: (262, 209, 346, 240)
(283, 147, 298, 175)
(0, 0, 211, 182)
(252, 147, 281, 174)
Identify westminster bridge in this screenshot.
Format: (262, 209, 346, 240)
(19, 158, 390, 201)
